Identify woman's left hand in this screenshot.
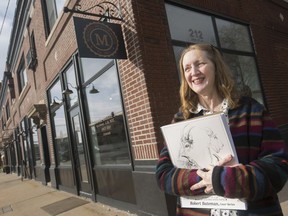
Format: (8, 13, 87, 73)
(190, 154, 233, 194)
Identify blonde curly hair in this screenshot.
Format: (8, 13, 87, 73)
(179, 44, 240, 119)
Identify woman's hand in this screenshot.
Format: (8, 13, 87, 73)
(190, 154, 234, 194)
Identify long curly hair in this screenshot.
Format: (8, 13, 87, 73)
(179, 44, 240, 119)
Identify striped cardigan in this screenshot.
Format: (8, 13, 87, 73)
(156, 97, 288, 216)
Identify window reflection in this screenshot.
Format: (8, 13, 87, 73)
(82, 59, 130, 166)
(81, 58, 112, 82)
(44, 0, 66, 33)
(173, 46, 185, 80)
(18, 58, 27, 93)
(223, 54, 263, 104)
(64, 64, 78, 107)
(55, 0, 66, 16)
(165, 4, 216, 45)
(72, 114, 88, 182)
(53, 106, 71, 165)
(216, 19, 253, 52)
(20, 120, 29, 165)
(49, 81, 63, 110)
(49, 79, 71, 166)
(86, 66, 122, 123)
(31, 120, 41, 165)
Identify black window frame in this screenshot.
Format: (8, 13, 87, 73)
(5, 102, 10, 120)
(17, 57, 27, 94)
(47, 77, 72, 166)
(26, 31, 38, 71)
(41, 0, 65, 38)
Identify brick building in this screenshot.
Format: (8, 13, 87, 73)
(0, 0, 287, 215)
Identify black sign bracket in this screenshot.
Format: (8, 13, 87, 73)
(64, 1, 122, 21)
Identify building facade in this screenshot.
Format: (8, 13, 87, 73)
(0, 0, 287, 215)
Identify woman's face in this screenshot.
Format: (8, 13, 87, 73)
(182, 49, 216, 97)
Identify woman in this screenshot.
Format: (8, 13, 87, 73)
(156, 44, 288, 216)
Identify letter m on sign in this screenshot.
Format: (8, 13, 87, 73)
(73, 16, 127, 59)
(96, 34, 109, 47)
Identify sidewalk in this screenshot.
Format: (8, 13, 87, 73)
(0, 173, 137, 216)
(1, 172, 287, 216)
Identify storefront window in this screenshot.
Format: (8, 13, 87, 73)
(165, 3, 264, 105)
(80, 58, 130, 166)
(216, 18, 253, 52)
(223, 54, 263, 104)
(81, 58, 111, 82)
(20, 121, 28, 164)
(48, 79, 71, 166)
(54, 106, 70, 165)
(64, 64, 78, 108)
(172, 46, 185, 79)
(31, 122, 41, 166)
(165, 4, 216, 45)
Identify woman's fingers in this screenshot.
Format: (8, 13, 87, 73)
(190, 155, 235, 192)
(217, 154, 233, 166)
(204, 186, 214, 194)
(190, 168, 213, 191)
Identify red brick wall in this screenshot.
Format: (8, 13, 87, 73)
(118, 0, 180, 160)
(10, 0, 81, 164)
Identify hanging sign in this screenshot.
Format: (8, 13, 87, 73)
(73, 17, 127, 59)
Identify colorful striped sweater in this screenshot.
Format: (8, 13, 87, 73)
(156, 97, 288, 216)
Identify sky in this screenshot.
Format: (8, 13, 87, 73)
(0, 0, 17, 80)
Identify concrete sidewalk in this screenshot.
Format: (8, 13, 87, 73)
(1, 172, 287, 216)
(0, 173, 137, 216)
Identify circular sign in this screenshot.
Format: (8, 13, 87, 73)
(83, 22, 119, 57)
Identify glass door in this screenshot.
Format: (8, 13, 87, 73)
(70, 107, 91, 194)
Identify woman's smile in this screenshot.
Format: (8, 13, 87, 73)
(192, 76, 205, 85)
(182, 49, 216, 96)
